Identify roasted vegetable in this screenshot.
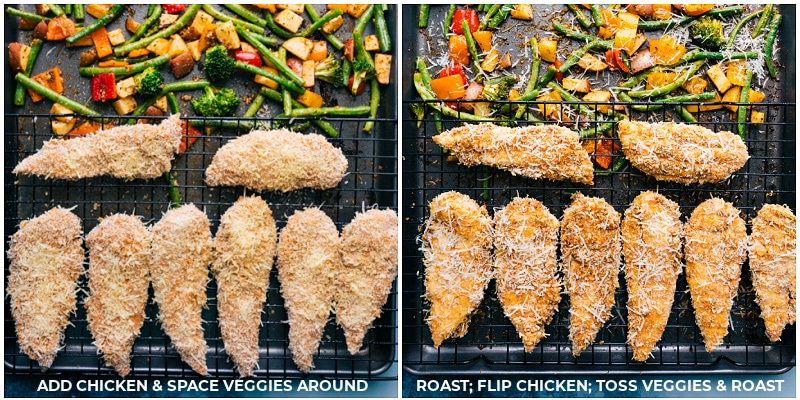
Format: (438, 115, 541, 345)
(314, 54, 343, 87)
(689, 16, 725, 51)
(191, 86, 240, 117)
(350, 59, 375, 96)
(203, 44, 235, 83)
(134, 67, 164, 97)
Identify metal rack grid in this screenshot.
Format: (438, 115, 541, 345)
(4, 114, 398, 379)
(401, 100, 796, 375)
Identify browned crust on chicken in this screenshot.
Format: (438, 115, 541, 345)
(618, 120, 749, 185)
(494, 197, 560, 352)
(561, 194, 621, 356)
(205, 129, 348, 192)
(421, 191, 493, 348)
(85, 214, 151, 376)
(212, 196, 277, 377)
(336, 209, 398, 355)
(749, 204, 796, 342)
(7, 207, 84, 370)
(622, 191, 683, 362)
(433, 123, 594, 185)
(13, 114, 182, 180)
(684, 198, 747, 352)
(149, 204, 213, 375)
(276, 208, 341, 373)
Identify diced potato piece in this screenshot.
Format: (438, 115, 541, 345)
(50, 103, 75, 123)
(722, 86, 741, 112)
(751, 110, 765, 124)
(198, 24, 217, 52)
(322, 15, 344, 34)
(539, 37, 558, 63)
(254, 66, 280, 89)
(510, 4, 533, 20)
(685, 91, 723, 112)
(617, 12, 640, 29)
(297, 90, 324, 108)
(86, 4, 112, 19)
(274, 9, 304, 33)
(562, 78, 591, 93)
(614, 27, 639, 55)
(215, 21, 241, 49)
(159, 13, 179, 29)
(126, 18, 140, 34)
(302, 60, 315, 88)
(308, 41, 328, 62)
(374, 53, 392, 85)
(65, 28, 93, 47)
(36, 4, 51, 15)
(277, 4, 305, 13)
(153, 96, 168, 112)
(627, 33, 647, 56)
(112, 97, 138, 115)
(182, 10, 214, 41)
(582, 90, 612, 114)
(146, 38, 172, 56)
(168, 34, 190, 58)
(726, 60, 747, 86)
(364, 34, 380, 52)
(240, 42, 257, 54)
(115, 76, 137, 98)
(187, 40, 202, 61)
(682, 76, 708, 95)
(537, 90, 563, 120)
(473, 102, 492, 117)
(106, 28, 126, 46)
(8, 43, 31, 72)
(347, 4, 370, 18)
(51, 119, 77, 136)
(282, 37, 314, 60)
(577, 52, 607, 71)
(706, 63, 732, 93)
(481, 48, 500, 72)
(472, 31, 492, 53)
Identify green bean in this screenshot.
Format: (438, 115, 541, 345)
(245, 90, 266, 118)
(480, 4, 500, 30)
(627, 61, 705, 98)
(480, 166, 489, 200)
(113, 4, 200, 56)
(273, 114, 312, 132)
(133, 81, 210, 119)
(738, 70, 753, 138)
(363, 79, 380, 132)
(514, 37, 540, 120)
(79, 53, 171, 77)
(201, 4, 266, 36)
(163, 171, 182, 208)
(288, 106, 371, 118)
(64, 4, 72, 15)
(546, 82, 600, 119)
(263, 10, 294, 39)
(637, 5, 744, 31)
(373, 5, 391, 53)
(258, 88, 339, 137)
(590, 4, 604, 27)
(764, 13, 782, 79)
(415, 57, 444, 133)
(418, 5, 430, 28)
(123, 5, 162, 46)
(234, 60, 305, 94)
(618, 51, 755, 89)
(298, 8, 343, 38)
(595, 155, 628, 175)
(306, 5, 344, 50)
(6, 7, 51, 23)
(537, 39, 604, 89)
(727, 9, 763, 48)
(352, 5, 375, 64)
(14, 39, 43, 106)
(73, 4, 84, 20)
(46, 4, 64, 17)
(166, 92, 180, 114)
(236, 26, 305, 86)
(752, 4, 774, 38)
(462, 20, 482, 71)
(487, 4, 514, 30)
(675, 106, 697, 123)
(15, 73, 100, 116)
(551, 21, 614, 49)
(66, 4, 124, 45)
(223, 4, 267, 28)
(282, 87, 292, 116)
(566, 4, 592, 30)
(341, 58, 352, 88)
(443, 5, 456, 37)
(631, 92, 717, 112)
(414, 72, 495, 122)
(579, 122, 615, 139)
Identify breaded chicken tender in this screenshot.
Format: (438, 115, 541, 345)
(749, 204, 796, 342)
(149, 204, 213, 375)
(206, 129, 348, 192)
(13, 114, 182, 180)
(561, 194, 621, 356)
(7, 207, 84, 370)
(85, 214, 151, 376)
(336, 209, 398, 355)
(276, 208, 342, 373)
(618, 120, 749, 185)
(494, 197, 560, 352)
(213, 196, 277, 377)
(432, 123, 594, 185)
(421, 191, 493, 348)
(684, 199, 747, 352)
(622, 192, 683, 362)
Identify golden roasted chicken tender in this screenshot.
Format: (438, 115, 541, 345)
(622, 191, 683, 362)
(749, 204, 796, 342)
(7, 207, 84, 370)
(684, 199, 747, 352)
(85, 214, 151, 376)
(433, 123, 594, 185)
(618, 120, 749, 185)
(205, 129, 348, 192)
(421, 191, 493, 348)
(561, 194, 621, 356)
(213, 196, 277, 377)
(13, 114, 182, 180)
(149, 204, 213, 375)
(336, 209, 398, 355)
(276, 208, 342, 373)
(494, 197, 561, 352)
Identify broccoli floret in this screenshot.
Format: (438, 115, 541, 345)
(134, 67, 164, 97)
(350, 59, 375, 95)
(689, 16, 725, 51)
(481, 81, 511, 102)
(314, 54, 343, 87)
(204, 45, 236, 84)
(191, 86, 240, 117)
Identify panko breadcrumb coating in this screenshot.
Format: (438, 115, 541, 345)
(684, 199, 747, 352)
(276, 208, 342, 373)
(421, 191, 493, 348)
(494, 197, 560, 352)
(7, 207, 84, 370)
(618, 120, 749, 185)
(336, 209, 398, 355)
(13, 114, 182, 180)
(205, 129, 348, 192)
(432, 123, 594, 185)
(622, 192, 683, 362)
(561, 194, 621, 357)
(749, 204, 796, 342)
(213, 196, 277, 377)
(85, 214, 151, 376)
(149, 204, 213, 375)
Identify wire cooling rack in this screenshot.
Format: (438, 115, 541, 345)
(4, 114, 398, 379)
(401, 99, 796, 375)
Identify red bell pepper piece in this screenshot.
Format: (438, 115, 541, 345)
(179, 121, 201, 153)
(439, 64, 468, 88)
(162, 4, 186, 14)
(348, 75, 366, 96)
(450, 9, 479, 35)
(605, 49, 630, 73)
(91, 73, 116, 102)
(235, 50, 262, 67)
